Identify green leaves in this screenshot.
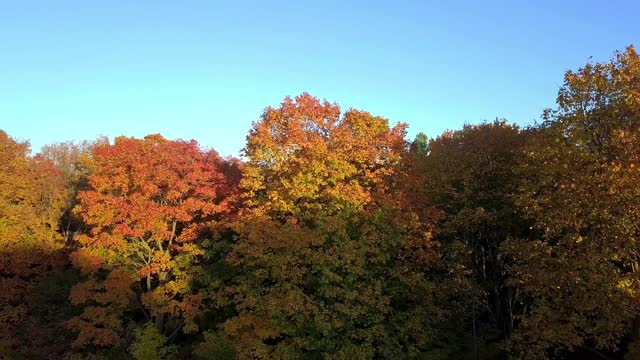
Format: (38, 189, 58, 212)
(130, 323, 177, 360)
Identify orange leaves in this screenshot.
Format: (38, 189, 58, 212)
(70, 270, 134, 307)
(66, 306, 125, 348)
(0, 131, 69, 352)
(139, 250, 172, 278)
(179, 294, 204, 333)
(69, 279, 99, 305)
(67, 270, 135, 348)
(75, 134, 232, 253)
(70, 248, 106, 275)
(102, 269, 136, 306)
(219, 94, 445, 356)
(242, 93, 407, 219)
(69, 134, 237, 348)
(74, 133, 233, 269)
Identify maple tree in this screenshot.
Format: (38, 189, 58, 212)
(210, 93, 443, 358)
(68, 134, 236, 351)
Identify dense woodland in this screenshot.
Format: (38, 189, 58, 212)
(1, 47, 640, 359)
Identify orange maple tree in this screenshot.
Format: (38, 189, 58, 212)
(68, 134, 235, 349)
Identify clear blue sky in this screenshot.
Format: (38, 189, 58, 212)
(1, 1, 638, 157)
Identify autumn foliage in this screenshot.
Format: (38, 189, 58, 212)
(217, 93, 441, 358)
(2, 46, 640, 359)
(68, 134, 236, 350)
(0, 131, 66, 354)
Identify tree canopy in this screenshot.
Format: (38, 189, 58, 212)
(1, 46, 639, 360)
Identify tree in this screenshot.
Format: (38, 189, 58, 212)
(504, 46, 640, 359)
(130, 323, 177, 360)
(40, 137, 108, 242)
(0, 130, 67, 354)
(68, 134, 236, 350)
(413, 121, 529, 358)
(219, 93, 442, 358)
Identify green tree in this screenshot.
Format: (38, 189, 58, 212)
(416, 121, 529, 358)
(130, 323, 177, 360)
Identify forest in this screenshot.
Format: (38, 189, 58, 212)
(1, 46, 639, 360)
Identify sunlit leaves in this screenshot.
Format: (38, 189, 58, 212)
(0, 130, 67, 352)
(222, 93, 440, 357)
(68, 134, 236, 348)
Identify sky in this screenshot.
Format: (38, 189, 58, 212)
(1, 0, 638, 157)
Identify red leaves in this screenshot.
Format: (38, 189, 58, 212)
(76, 134, 232, 250)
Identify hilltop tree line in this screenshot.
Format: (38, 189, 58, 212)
(1, 47, 639, 359)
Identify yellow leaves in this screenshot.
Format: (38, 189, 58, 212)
(0, 132, 70, 352)
(616, 278, 635, 296)
(0, 131, 66, 274)
(130, 323, 177, 360)
(141, 288, 174, 317)
(243, 93, 406, 220)
(231, 214, 322, 261)
(139, 251, 173, 278)
(220, 315, 283, 359)
(178, 242, 206, 257)
(505, 46, 640, 356)
(225, 94, 446, 356)
(611, 163, 622, 173)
